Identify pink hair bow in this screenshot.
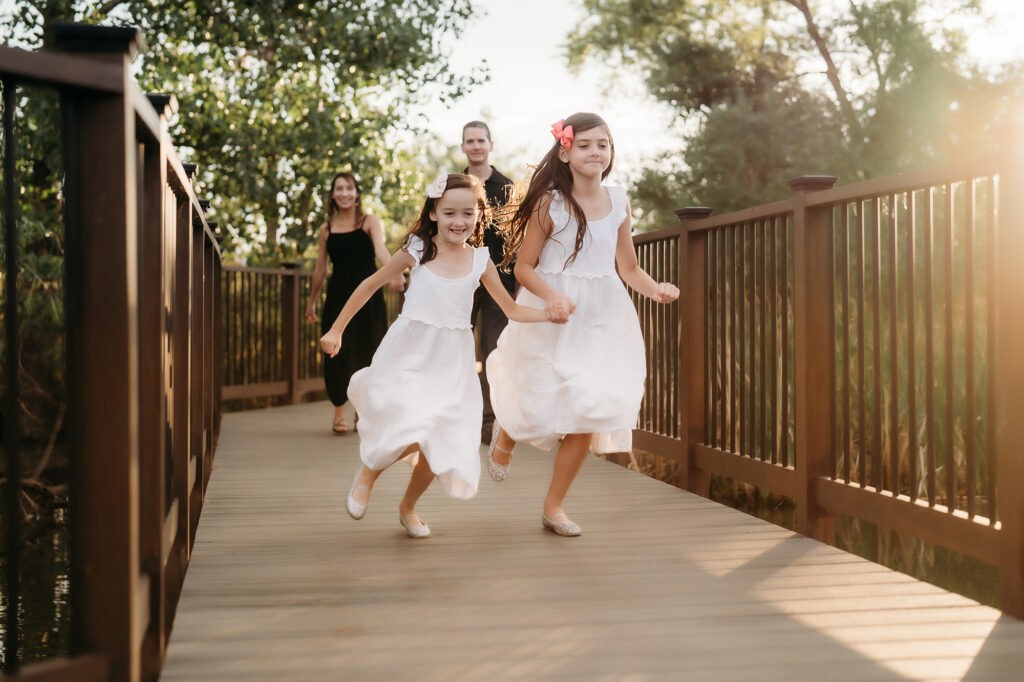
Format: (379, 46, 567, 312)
(551, 119, 574, 150)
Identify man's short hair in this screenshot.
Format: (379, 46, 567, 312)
(462, 121, 491, 142)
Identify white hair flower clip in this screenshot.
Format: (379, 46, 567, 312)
(425, 172, 448, 199)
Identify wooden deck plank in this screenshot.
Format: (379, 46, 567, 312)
(162, 402, 1024, 681)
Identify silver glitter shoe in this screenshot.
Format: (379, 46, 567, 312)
(399, 512, 431, 539)
(542, 512, 582, 537)
(486, 421, 513, 482)
(346, 469, 371, 520)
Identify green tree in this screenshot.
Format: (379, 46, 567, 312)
(568, 0, 1022, 225)
(6, 0, 479, 261)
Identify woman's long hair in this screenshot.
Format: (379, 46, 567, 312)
(326, 171, 365, 228)
(403, 174, 490, 265)
(499, 112, 614, 270)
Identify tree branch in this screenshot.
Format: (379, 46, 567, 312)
(783, 0, 864, 141)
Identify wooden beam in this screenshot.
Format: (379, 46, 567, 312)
(693, 444, 798, 498)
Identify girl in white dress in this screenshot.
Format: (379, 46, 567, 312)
(319, 173, 562, 538)
(486, 113, 680, 536)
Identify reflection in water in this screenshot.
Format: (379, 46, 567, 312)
(0, 500, 71, 665)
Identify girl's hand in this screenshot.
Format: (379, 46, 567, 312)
(655, 282, 679, 303)
(319, 331, 342, 358)
(544, 294, 575, 323)
(387, 275, 405, 293)
(304, 305, 318, 323)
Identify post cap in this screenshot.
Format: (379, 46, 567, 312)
(146, 93, 178, 118)
(787, 175, 839, 192)
(50, 22, 145, 59)
(198, 199, 211, 212)
(281, 261, 300, 270)
(675, 207, 714, 220)
(182, 162, 197, 179)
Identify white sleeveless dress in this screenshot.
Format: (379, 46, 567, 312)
(347, 236, 488, 499)
(487, 186, 646, 453)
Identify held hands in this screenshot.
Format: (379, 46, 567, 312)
(387, 275, 405, 293)
(654, 282, 680, 304)
(544, 294, 575, 323)
(319, 330, 342, 358)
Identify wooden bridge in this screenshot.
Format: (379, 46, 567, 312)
(3, 23, 1024, 682)
(157, 401, 1024, 681)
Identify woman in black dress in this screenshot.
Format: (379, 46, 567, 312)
(305, 172, 404, 433)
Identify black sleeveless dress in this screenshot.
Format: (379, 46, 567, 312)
(321, 228, 387, 406)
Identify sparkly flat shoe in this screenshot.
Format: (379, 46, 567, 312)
(486, 422, 513, 482)
(542, 511, 582, 537)
(346, 469, 371, 520)
(399, 512, 430, 539)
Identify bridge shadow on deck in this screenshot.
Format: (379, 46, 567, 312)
(161, 402, 1024, 681)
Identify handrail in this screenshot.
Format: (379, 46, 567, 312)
(1, 23, 221, 681)
(632, 153, 1024, 618)
(220, 266, 403, 404)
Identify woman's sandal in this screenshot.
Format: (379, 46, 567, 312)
(332, 420, 348, 435)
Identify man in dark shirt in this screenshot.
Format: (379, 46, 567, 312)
(462, 120, 515, 443)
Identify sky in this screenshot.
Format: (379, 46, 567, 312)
(417, 0, 1024, 186)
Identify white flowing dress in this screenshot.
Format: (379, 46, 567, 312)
(347, 236, 488, 499)
(487, 186, 646, 453)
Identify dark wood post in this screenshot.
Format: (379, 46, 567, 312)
(137, 92, 174, 680)
(57, 22, 145, 682)
(189, 197, 206, 519)
(996, 142, 1024, 618)
(789, 175, 838, 544)
(678, 207, 712, 495)
(169, 167, 193, 585)
(282, 262, 301, 404)
(203, 222, 216, 488)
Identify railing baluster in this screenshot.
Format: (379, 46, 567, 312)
(857, 201, 867, 486)
(907, 191, 918, 501)
(872, 197, 883, 491)
(986, 178, 997, 522)
(888, 194, 899, 495)
(770, 218, 778, 464)
(924, 188, 936, 505)
(781, 219, 791, 467)
(965, 181, 976, 519)
(944, 183, 955, 510)
(2, 75, 23, 676)
(840, 207, 850, 482)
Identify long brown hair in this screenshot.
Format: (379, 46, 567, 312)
(500, 112, 614, 270)
(326, 171, 365, 228)
(403, 174, 490, 265)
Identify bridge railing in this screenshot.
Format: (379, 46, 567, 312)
(1, 24, 221, 680)
(633, 156, 1024, 618)
(221, 266, 402, 405)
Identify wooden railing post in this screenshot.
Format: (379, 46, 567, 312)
(56, 22, 145, 682)
(137, 92, 174, 680)
(678, 207, 712, 495)
(789, 175, 838, 544)
(995, 143, 1024, 618)
(188, 164, 206, 521)
(282, 262, 301, 405)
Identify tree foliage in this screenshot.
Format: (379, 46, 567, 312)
(568, 0, 1023, 228)
(6, 0, 478, 260)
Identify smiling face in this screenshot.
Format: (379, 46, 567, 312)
(331, 175, 358, 210)
(429, 187, 480, 247)
(460, 126, 492, 166)
(558, 126, 612, 180)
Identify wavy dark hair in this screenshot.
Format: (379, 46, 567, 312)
(500, 112, 614, 270)
(326, 171, 365, 228)
(403, 173, 490, 265)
